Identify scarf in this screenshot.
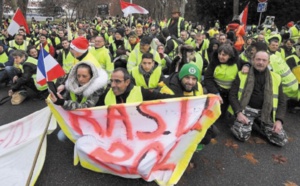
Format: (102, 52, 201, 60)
(239, 67, 273, 123)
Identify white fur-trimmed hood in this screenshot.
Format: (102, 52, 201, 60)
(65, 61, 108, 97)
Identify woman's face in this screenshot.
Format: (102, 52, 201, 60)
(76, 67, 92, 86)
(218, 51, 230, 63)
(129, 36, 137, 44)
(29, 48, 38, 58)
(213, 44, 219, 51)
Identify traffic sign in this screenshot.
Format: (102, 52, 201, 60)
(257, 2, 267, 12)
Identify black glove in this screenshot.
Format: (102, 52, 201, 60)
(54, 98, 65, 106)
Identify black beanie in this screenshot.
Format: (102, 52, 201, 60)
(116, 28, 125, 37)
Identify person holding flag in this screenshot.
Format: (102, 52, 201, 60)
(6, 50, 48, 104)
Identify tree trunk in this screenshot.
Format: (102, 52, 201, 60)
(233, 0, 239, 18)
(0, 0, 3, 27)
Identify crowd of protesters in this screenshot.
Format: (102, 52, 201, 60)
(1, 7, 300, 148)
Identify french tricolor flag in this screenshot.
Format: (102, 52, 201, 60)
(37, 47, 65, 86)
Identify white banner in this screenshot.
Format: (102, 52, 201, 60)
(0, 107, 56, 186)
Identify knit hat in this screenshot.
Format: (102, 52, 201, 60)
(70, 36, 89, 53)
(179, 63, 200, 80)
(115, 28, 125, 37)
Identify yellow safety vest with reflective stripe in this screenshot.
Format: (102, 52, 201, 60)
(37, 43, 50, 53)
(104, 86, 143, 105)
(24, 57, 48, 91)
(239, 52, 250, 63)
(159, 81, 203, 96)
(9, 40, 28, 51)
(192, 54, 203, 80)
(167, 17, 184, 38)
(90, 46, 113, 75)
(131, 66, 162, 89)
(167, 39, 178, 60)
(214, 64, 238, 89)
(70, 92, 87, 103)
(61, 49, 76, 73)
(270, 54, 298, 99)
(286, 55, 300, 83)
(228, 71, 280, 122)
(75, 52, 101, 68)
(0, 52, 9, 64)
(290, 26, 300, 42)
(184, 38, 195, 47)
(280, 47, 296, 60)
(111, 39, 128, 57)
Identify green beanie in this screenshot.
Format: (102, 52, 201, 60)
(179, 63, 200, 80)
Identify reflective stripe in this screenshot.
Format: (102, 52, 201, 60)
(273, 94, 278, 99)
(280, 69, 291, 77)
(282, 79, 298, 87)
(239, 88, 243, 93)
(214, 79, 233, 87)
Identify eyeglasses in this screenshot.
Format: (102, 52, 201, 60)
(110, 79, 124, 84)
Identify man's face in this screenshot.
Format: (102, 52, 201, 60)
(58, 31, 64, 38)
(218, 51, 230, 63)
(219, 36, 227, 44)
(94, 37, 105, 48)
(39, 36, 47, 44)
(13, 56, 25, 65)
(181, 75, 197, 92)
(172, 12, 179, 18)
(196, 35, 203, 44)
(136, 27, 143, 36)
(111, 71, 130, 96)
(70, 48, 80, 58)
(62, 40, 69, 49)
(257, 35, 264, 42)
(285, 41, 293, 50)
(150, 27, 156, 35)
(180, 32, 188, 41)
(253, 51, 269, 72)
(140, 43, 150, 53)
(125, 27, 131, 35)
(141, 58, 154, 72)
(115, 33, 122, 40)
(268, 41, 279, 52)
(15, 36, 24, 45)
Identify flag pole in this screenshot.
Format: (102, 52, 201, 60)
(25, 113, 52, 186)
(40, 45, 49, 82)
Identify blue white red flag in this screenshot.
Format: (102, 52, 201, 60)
(37, 47, 65, 86)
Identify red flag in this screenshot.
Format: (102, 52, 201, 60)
(239, 3, 249, 30)
(7, 8, 30, 36)
(120, 0, 149, 17)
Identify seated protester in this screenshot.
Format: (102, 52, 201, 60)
(204, 44, 241, 115)
(229, 51, 288, 147)
(125, 31, 140, 53)
(157, 44, 172, 74)
(9, 34, 29, 51)
(109, 28, 128, 59)
(157, 63, 217, 148)
(27, 46, 39, 59)
(7, 50, 48, 101)
(131, 53, 164, 89)
(169, 45, 203, 79)
(35, 34, 55, 57)
(56, 37, 76, 74)
(0, 43, 14, 85)
(50, 61, 108, 110)
(96, 68, 175, 106)
(127, 36, 162, 73)
(89, 36, 114, 76)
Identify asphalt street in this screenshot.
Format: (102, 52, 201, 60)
(1, 85, 300, 186)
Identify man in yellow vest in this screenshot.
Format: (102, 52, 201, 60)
(229, 51, 288, 146)
(7, 50, 48, 102)
(57, 38, 76, 74)
(9, 34, 28, 51)
(96, 68, 175, 106)
(90, 36, 113, 76)
(288, 21, 300, 42)
(167, 8, 184, 38)
(69, 36, 100, 68)
(131, 53, 163, 89)
(127, 36, 161, 73)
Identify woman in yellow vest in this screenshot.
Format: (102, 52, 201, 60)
(131, 53, 164, 89)
(204, 44, 241, 115)
(50, 61, 108, 110)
